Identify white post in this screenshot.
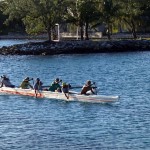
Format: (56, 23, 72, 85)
(55, 23, 60, 41)
(57, 24, 60, 41)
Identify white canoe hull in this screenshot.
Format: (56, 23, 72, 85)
(0, 87, 119, 103)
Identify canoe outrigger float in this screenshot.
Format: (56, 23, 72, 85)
(0, 87, 119, 103)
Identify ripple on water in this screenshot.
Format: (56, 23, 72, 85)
(0, 51, 150, 149)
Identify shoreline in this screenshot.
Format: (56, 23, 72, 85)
(0, 39, 150, 55)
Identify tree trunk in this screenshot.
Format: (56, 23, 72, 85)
(123, 18, 137, 39)
(118, 23, 122, 33)
(85, 22, 89, 40)
(80, 25, 84, 40)
(131, 20, 137, 39)
(47, 26, 52, 41)
(107, 23, 111, 40)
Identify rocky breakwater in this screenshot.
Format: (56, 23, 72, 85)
(0, 40, 150, 55)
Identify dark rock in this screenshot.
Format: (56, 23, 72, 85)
(1, 40, 150, 55)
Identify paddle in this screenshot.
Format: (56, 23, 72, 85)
(70, 86, 97, 89)
(42, 85, 97, 89)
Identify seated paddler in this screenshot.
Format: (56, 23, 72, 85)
(49, 78, 62, 92)
(20, 77, 33, 89)
(62, 82, 70, 99)
(81, 80, 95, 95)
(0, 75, 15, 88)
(34, 78, 43, 98)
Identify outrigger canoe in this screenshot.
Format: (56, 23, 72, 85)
(0, 87, 119, 103)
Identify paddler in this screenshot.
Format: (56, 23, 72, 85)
(34, 78, 43, 98)
(0, 75, 15, 88)
(81, 80, 95, 95)
(62, 82, 70, 99)
(49, 78, 62, 92)
(20, 77, 33, 89)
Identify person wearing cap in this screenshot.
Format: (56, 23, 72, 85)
(81, 80, 95, 95)
(34, 78, 43, 98)
(20, 77, 33, 89)
(49, 78, 62, 92)
(0, 75, 15, 88)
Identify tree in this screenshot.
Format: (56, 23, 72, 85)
(0, 0, 7, 34)
(120, 0, 144, 39)
(3, 0, 67, 41)
(80, 0, 100, 40)
(66, 0, 100, 40)
(100, 0, 121, 39)
(66, 0, 85, 40)
(138, 0, 150, 33)
(2, 0, 150, 40)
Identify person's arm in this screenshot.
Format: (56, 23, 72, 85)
(29, 78, 33, 81)
(81, 86, 85, 94)
(0, 82, 3, 88)
(59, 80, 62, 83)
(28, 82, 33, 89)
(0, 79, 4, 87)
(91, 87, 95, 94)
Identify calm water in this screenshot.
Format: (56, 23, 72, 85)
(0, 39, 44, 48)
(0, 40, 150, 150)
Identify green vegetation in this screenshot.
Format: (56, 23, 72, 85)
(0, 0, 150, 40)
